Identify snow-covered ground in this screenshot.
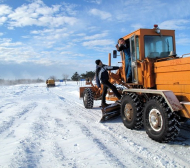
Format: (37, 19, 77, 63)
(0, 81, 190, 168)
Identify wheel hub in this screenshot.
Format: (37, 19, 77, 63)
(149, 109, 163, 132)
(124, 104, 133, 121)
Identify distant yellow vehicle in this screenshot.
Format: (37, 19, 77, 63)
(46, 79, 55, 87)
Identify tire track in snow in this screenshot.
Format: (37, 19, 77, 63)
(10, 103, 74, 168)
(49, 87, 102, 122)
(50, 89, 150, 166)
(54, 90, 190, 168)
(0, 102, 37, 135)
(9, 86, 30, 98)
(68, 108, 155, 168)
(0, 102, 17, 112)
(75, 121, 135, 168)
(9, 115, 47, 167)
(59, 99, 152, 167)
(11, 138, 43, 168)
(51, 117, 78, 168)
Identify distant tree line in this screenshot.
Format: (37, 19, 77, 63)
(0, 71, 95, 85)
(0, 78, 44, 85)
(46, 71, 95, 82)
(71, 71, 95, 81)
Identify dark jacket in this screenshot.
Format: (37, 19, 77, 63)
(96, 64, 119, 88)
(117, 44, 130, 59)
(117, 44, 127, 51)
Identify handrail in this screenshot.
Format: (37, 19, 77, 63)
(181, 53, 190, 58)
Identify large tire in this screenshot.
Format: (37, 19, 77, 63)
(83, 88, 94, 109)
(143, 96, 180, 143)
(121, 93, 143, 129)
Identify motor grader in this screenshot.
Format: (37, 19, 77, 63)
(79, 25, 190, 143)
(46, 79, 55, 87)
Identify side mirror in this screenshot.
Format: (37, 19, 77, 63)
(113, 50, 117, 58)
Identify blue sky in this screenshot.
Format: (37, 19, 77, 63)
(0, 0, 190, 80)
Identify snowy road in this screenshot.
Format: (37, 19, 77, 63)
(0, 82, 190, 168)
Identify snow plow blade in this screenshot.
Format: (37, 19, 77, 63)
(100, 103, 120, 122)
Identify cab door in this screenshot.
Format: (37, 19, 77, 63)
(130, 35, 139, 84)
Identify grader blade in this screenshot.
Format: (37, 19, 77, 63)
(100, 103, 120, 122)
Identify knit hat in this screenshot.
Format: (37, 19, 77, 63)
(95, 59, 101, 65)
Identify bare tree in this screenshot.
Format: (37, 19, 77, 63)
(49, 76, 56, 80)
(63, 74, 69, 84)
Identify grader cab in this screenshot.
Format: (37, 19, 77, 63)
(79, 25, 190, 143)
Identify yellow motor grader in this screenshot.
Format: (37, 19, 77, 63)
(79, 25, 190, 143)
(46, 79, 55, 87)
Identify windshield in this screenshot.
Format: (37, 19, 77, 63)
(144, 35, 173, 58)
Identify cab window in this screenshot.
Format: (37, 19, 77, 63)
(144, 36, 173, 58)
